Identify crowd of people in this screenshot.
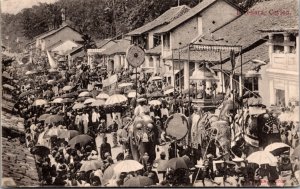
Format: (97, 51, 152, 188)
(4, 59, 300, 187)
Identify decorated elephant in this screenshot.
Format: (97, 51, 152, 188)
(127, 115, 160, 164)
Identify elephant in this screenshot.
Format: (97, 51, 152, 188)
(127, 115, 160, 164)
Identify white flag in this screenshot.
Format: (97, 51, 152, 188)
(46, 51, 58, 69)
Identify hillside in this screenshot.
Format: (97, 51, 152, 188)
(1, 0, 258, 52)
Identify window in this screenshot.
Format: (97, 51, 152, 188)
(153, 34, 161, 47)
(244, 77, 259, 92)
(273, 34, 284, 53)
(289, 34, 296, 53)
(275, 89, 285, 106)
(149, 57, 154, 67)
(163, 33, 170, 50)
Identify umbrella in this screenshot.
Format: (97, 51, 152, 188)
(19, 90, 39, 98)
(105, 94, 128, 106)
(90, 100, 105, 107)
(113, 160, 143, 173)
(61, 98, 74, 103)
(149, 100, 161, 106)
(149, 91, 165, 98)
(57, 130, 80, 139)
(149, 76, 162, 82)
(32, 99, 48, 106)
(123, 176, 154, 187)
(77, 96, 89, 102)
(96, 93, 109, 99)
(154, 160, 168, 172)
(264, 142, 291, 156)
(128, 91, 139, 98)
(73, 103, 85, 110)
(137, 98, 147, 102)
(247, 151, 277, 165)
(47, 80, 57, 85)
(83, 98, 96, 105)
(60, 92, 78, 98)
(49, 68, 59, 73)
(51, 98, 64, 104)
(31, 145, 50, 156)
(79, 160, 103, 172)
(118, 82, 133, 88)
(25, 70, 37, 75)
(38, 114, 52, 121)
(158, 157, 188, 171)
(45, 115, 64, 124)
(62, 85, 73, 92)
(79, 91, 92, 97)
(69, 134, 93, 148)
(102, 164, 117, 185)
(164, 88, 174, 95)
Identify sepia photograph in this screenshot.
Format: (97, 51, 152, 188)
(1, 0, 299, 187)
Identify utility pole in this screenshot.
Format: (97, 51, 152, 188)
(178, 0, 180, 6)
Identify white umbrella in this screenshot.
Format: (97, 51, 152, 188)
(264, 142, 290, 152)
(32, 99, 48, 106)
(73, 103, 85, 110)
(84, 98, 96, 105)
(113, 160, 143, 173)
(128, 91, 139, 98)
(62, 85, 73, 92)
(164, 88, 174, 95)
(79, 91, 92, 97)
(90, 100, 105, 107)
(118, 82, 133, 88)
(149, 76, 162, 82)
(247, 151, 277, 165)
(105, 94, 128, 106)
(25, 70, 37, 75)
(149, 100, 161, 106)
(96, 93, 109, 99)
(51, 98, 64, 104)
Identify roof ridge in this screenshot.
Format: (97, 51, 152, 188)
(166, 5, 191, 23)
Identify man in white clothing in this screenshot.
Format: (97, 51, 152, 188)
(91, 108, 100, 128)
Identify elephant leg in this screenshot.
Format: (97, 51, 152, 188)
(139, 142, 147, 158)
(147, 143, 156, 164)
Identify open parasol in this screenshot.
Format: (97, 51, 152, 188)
(118, 82, 133, 88)
(264, 142, 291, 156)
(83, 98, 96, 105)
(44, 115, 64, 124)
(158, 157, 189, 171)
(123, 176, 154, 187)
(79, 91, 92, 97)
(32, 99, 48, 106)
(57, 129, 80, 139)
(128, 91, 139, 98)
(149, 100, 161, 106)
(96, 93, 109, 99)
(90, 99, 105, 107)
(62, 85, 74, 92)
(73, 103, 85, 110)
(51, 98, 64, 104)
(113, 160, 143, 173)
(105, 94, 128, 106)
(165, 113, 189, 140)
(247, 151, 278, 165)
(31, 145, 50, 156)
(79, 160, 103, 172)
(38, 114, 52, 121)
(148, 76, 162, 82)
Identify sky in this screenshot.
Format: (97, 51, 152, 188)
(1, 0, 59, 14)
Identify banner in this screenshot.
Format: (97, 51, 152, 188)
(46, 51, 58, 69)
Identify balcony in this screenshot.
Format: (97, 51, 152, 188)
(270, 53, 297, 71)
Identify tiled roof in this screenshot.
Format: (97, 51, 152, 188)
(155, 0, 240, 34)
(193, 0, 298, 47)
(100, 39, 131, 55)
(211, 42, 269, 74)
(37, 25, 82, 40)
(95, 38, 113, 48)
(127, 5, 190, 36)
(145, 45, 161, 55)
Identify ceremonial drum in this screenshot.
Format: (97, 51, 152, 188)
(165, 113, 189, 140)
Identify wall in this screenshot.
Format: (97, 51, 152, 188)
(44, 27, 82, 51)
(51, 40, 79, 53)
(201, 0, 239, 35)
(171, 17, 198, 49)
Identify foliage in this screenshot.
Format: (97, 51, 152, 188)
(2, 0, 258, 52)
